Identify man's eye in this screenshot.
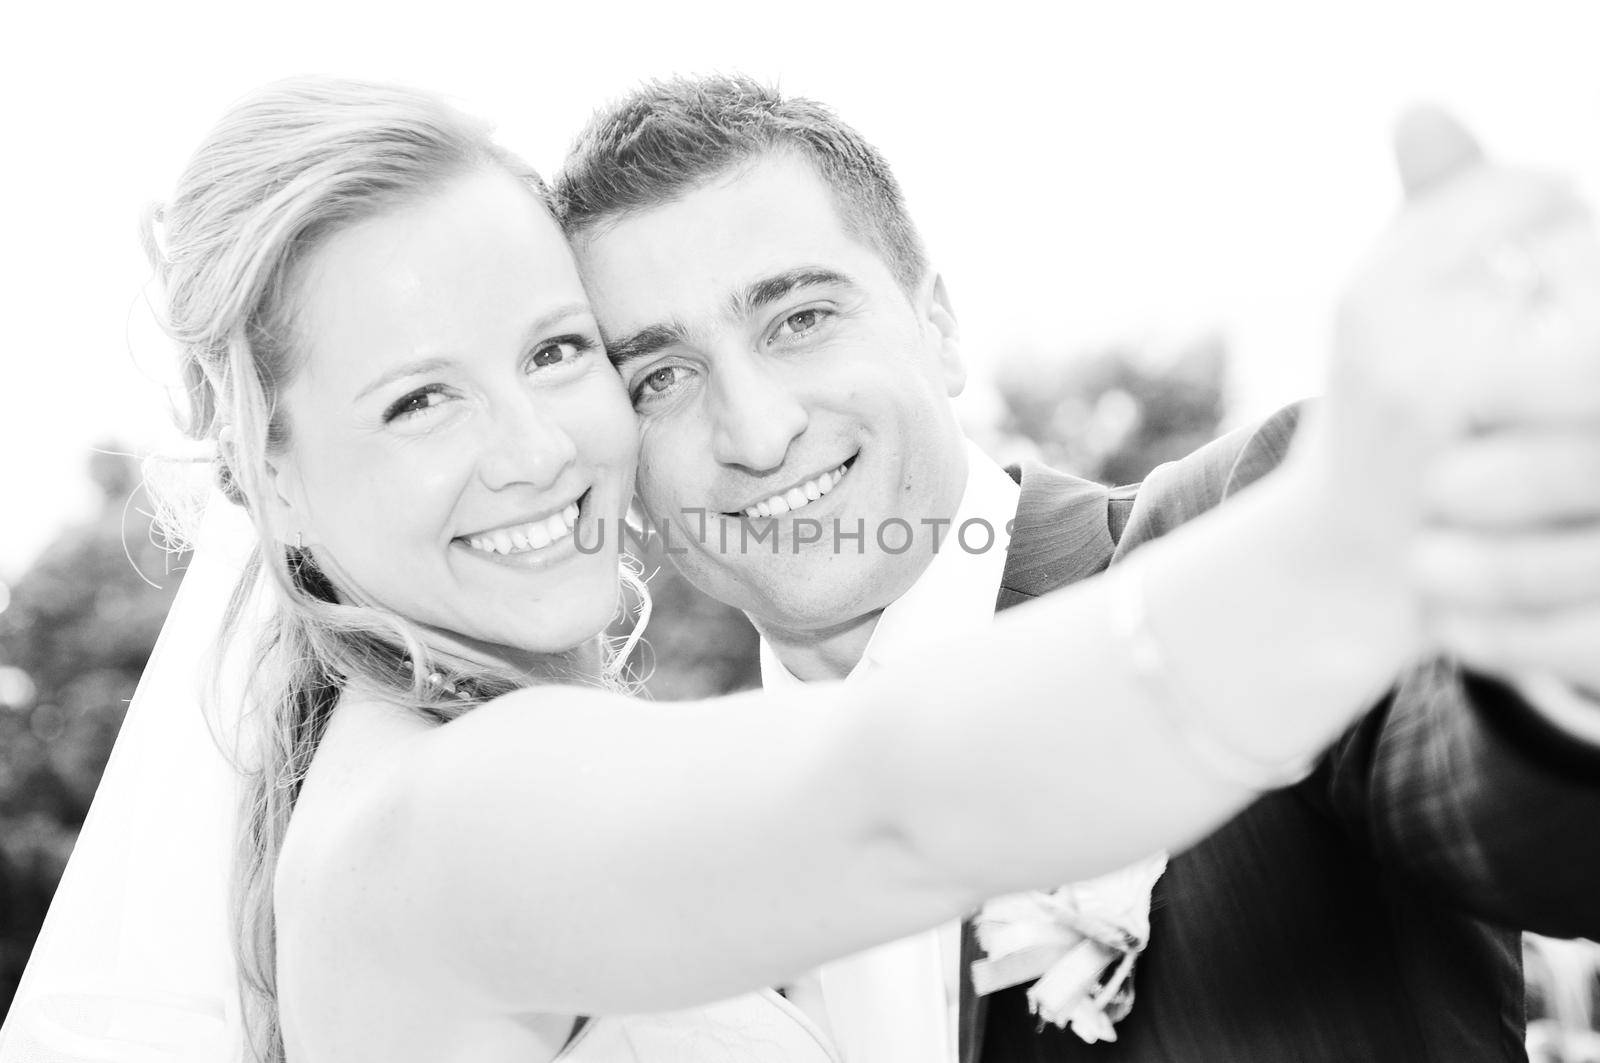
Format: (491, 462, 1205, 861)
(633, 365, 690, 402)
(643, 366, 683, 392)
(776, 308, 827, 338)
(530, 336, 594, 369)
(384, 387, 448, 422)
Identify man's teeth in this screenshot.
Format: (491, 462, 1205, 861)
(463, 503, 580, 555)
(744, 463, 848, 519)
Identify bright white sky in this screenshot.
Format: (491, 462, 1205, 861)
(3, 0, 1598, 578)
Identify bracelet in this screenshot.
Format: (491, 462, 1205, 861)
(1109, 559, 1317, 792)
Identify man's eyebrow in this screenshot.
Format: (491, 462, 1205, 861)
(734, 268, 857, 318)
(605, 323, 691, 373)
(356, 301, 593, 402)
(604, 269, 856, 373)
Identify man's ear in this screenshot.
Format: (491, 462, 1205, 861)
(921, 272, 966, 397)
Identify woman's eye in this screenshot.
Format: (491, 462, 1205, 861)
(384, 387, 448, 422)
(530, 336, 594, 370)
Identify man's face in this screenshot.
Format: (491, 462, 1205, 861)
(574, 152, 970, 634)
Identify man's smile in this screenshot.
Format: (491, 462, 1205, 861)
(724, 453, 860, 519)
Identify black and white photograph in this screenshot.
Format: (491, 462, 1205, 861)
(1, 3, 1598, 1060)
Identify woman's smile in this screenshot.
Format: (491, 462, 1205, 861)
(274, 168, 639, 661)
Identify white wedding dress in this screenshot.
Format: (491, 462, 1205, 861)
(555, 993, 839, 1062)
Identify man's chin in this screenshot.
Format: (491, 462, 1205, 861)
(736, 560, 913, 635)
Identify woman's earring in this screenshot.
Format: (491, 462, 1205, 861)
(624, 501, 651, 540)
(295, 531, 305, 551)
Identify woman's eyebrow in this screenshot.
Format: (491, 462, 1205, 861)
(521, 301, 596, 344)
(355, 357, 455, 402)
(355, 302, 595, 400)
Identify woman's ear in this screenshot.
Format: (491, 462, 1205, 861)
(236, 427, 310, 550)
(921, 272, 966, 397)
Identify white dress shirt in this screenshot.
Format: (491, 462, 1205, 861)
(760, 442, 1021, 1063)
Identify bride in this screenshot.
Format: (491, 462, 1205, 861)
(4, 77, 1591, 1062)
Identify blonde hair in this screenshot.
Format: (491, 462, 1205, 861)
(143, 77, 645, 1061)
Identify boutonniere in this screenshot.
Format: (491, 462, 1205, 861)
(970, 852, 1168, 1044)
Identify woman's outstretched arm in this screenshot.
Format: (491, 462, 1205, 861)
(274, 460, 1413, 1019)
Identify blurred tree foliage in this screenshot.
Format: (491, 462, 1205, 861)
(0, 449, 187, 1016)
(990, 332, 1228, 488)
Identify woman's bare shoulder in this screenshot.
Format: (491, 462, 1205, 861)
(311, 691, 436, 791)
(276, 692, 431, 903)
(273, 682, 604, 899)
(273, 690, 581, 1060)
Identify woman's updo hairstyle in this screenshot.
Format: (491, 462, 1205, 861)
(144, 76, 546, 508)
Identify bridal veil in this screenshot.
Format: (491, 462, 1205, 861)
(0, 495, 254, 1062)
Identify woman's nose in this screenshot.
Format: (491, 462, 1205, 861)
(476, 397, 579, 491)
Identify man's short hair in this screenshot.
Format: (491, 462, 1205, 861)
(554, 75, 929, 292)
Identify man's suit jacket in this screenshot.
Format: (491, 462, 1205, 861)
(966, 405, 1600, 1063)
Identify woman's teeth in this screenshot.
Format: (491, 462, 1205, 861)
(463, 503, 580, 556)
(744, 463, 849, 519)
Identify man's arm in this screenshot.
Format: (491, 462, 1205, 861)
(1321, 664, 1600, 938)
(1111, 403, 1600, 937)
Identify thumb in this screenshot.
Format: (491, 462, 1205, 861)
(1393, 105, 1487, 200)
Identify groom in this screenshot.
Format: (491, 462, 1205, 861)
(555, 78, 1600, 1061)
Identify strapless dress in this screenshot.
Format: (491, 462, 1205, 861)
(555, 990, 840, 1062)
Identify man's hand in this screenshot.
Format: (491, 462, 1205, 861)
(1390, 107, 1600, 715)
(1289, 106, 1600, 711)
(1415, 424, 1600, 700)
(1288, 108, 1592, 638)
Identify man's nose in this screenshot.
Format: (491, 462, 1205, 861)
(476, 394, 579, 491)
(706, 357, 809, 473)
